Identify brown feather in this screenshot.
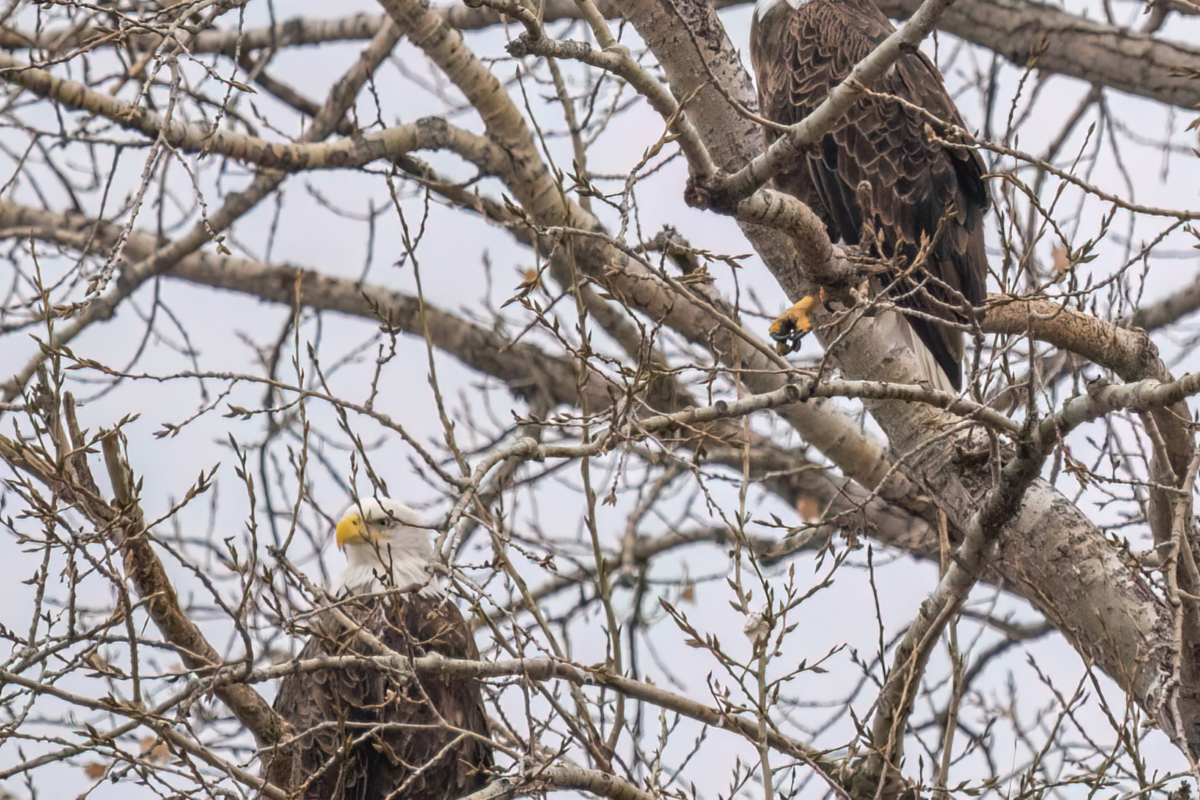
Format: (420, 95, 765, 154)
(264, 592, 492, 800)
(752, 0, 989, 389)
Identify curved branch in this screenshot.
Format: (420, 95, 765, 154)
(983, 298, 1168, 382)
(0, 202, 929, 555)
(0, 54, 514, 177)
(5, 0, 1196, 111)
(0, 18, 402, 404)
(982, 297, 1194, 522)
(1133, 270, 1200, 332)
(0, 429, 285, 748)
(0, 14, 387, 55)
(622, 0, 1185, 766)
(506, 33, 715, 178)
(0, 203, 602, 411)
(876, 0, 1200, 112)
(232, 650, 841, 771)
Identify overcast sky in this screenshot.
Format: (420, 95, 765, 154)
(1, 0, 1199, 796)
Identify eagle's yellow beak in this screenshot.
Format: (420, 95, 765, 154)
(335, 513, 370, 550)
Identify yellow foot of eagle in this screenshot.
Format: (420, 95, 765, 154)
(769, 296, 817, 355)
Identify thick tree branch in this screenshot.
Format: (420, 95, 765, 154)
(0, 202, 936, 576)
(0, 54, 515, 177)
(1134, 269, 1200, 332)
(0, 426, 286, 748)
(369, 0, 936, 529)
(5, 0, 1196, 111)
(983, 297, 1195, 553)
(876, 0, 1200, 111)
(622, 0, 1188, 767)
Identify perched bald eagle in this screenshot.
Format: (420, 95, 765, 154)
(751, 0, 989, 391)
(264, 498, 492, 800)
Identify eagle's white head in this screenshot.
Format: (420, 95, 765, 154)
(330, 498, 440, 596)
(754, 0, 812, 22)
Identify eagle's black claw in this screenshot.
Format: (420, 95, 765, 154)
(769, 296, 817, 356)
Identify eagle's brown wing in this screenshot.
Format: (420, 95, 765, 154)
(388, 592, 494, 799)
(752, 0, 988, 389)
(265, 593, 492, 800)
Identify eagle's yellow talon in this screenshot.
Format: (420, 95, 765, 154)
(769, 295, 817, 355)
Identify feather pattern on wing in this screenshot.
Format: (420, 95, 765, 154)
(752, 0, 989, 389)
(266, 593, 492, 800)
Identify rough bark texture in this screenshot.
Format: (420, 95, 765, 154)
(622, 0, 1190, 755)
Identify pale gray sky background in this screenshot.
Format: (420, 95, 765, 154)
(1, 0, 1198, 796)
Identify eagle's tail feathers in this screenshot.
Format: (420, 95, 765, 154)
(875, 309, 961, 393)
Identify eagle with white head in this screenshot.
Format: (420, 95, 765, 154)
(331, 498, 438, 595)
(264, 498, 493, 800)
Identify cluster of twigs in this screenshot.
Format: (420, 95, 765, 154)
(0, 0, 1199, 798)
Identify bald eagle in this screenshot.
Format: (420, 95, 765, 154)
(264, 498, 492, 800)
(752, 0, 989, 391)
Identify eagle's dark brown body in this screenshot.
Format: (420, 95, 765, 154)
(265, 591, 492, 800)
(751, 0, 989, 390)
